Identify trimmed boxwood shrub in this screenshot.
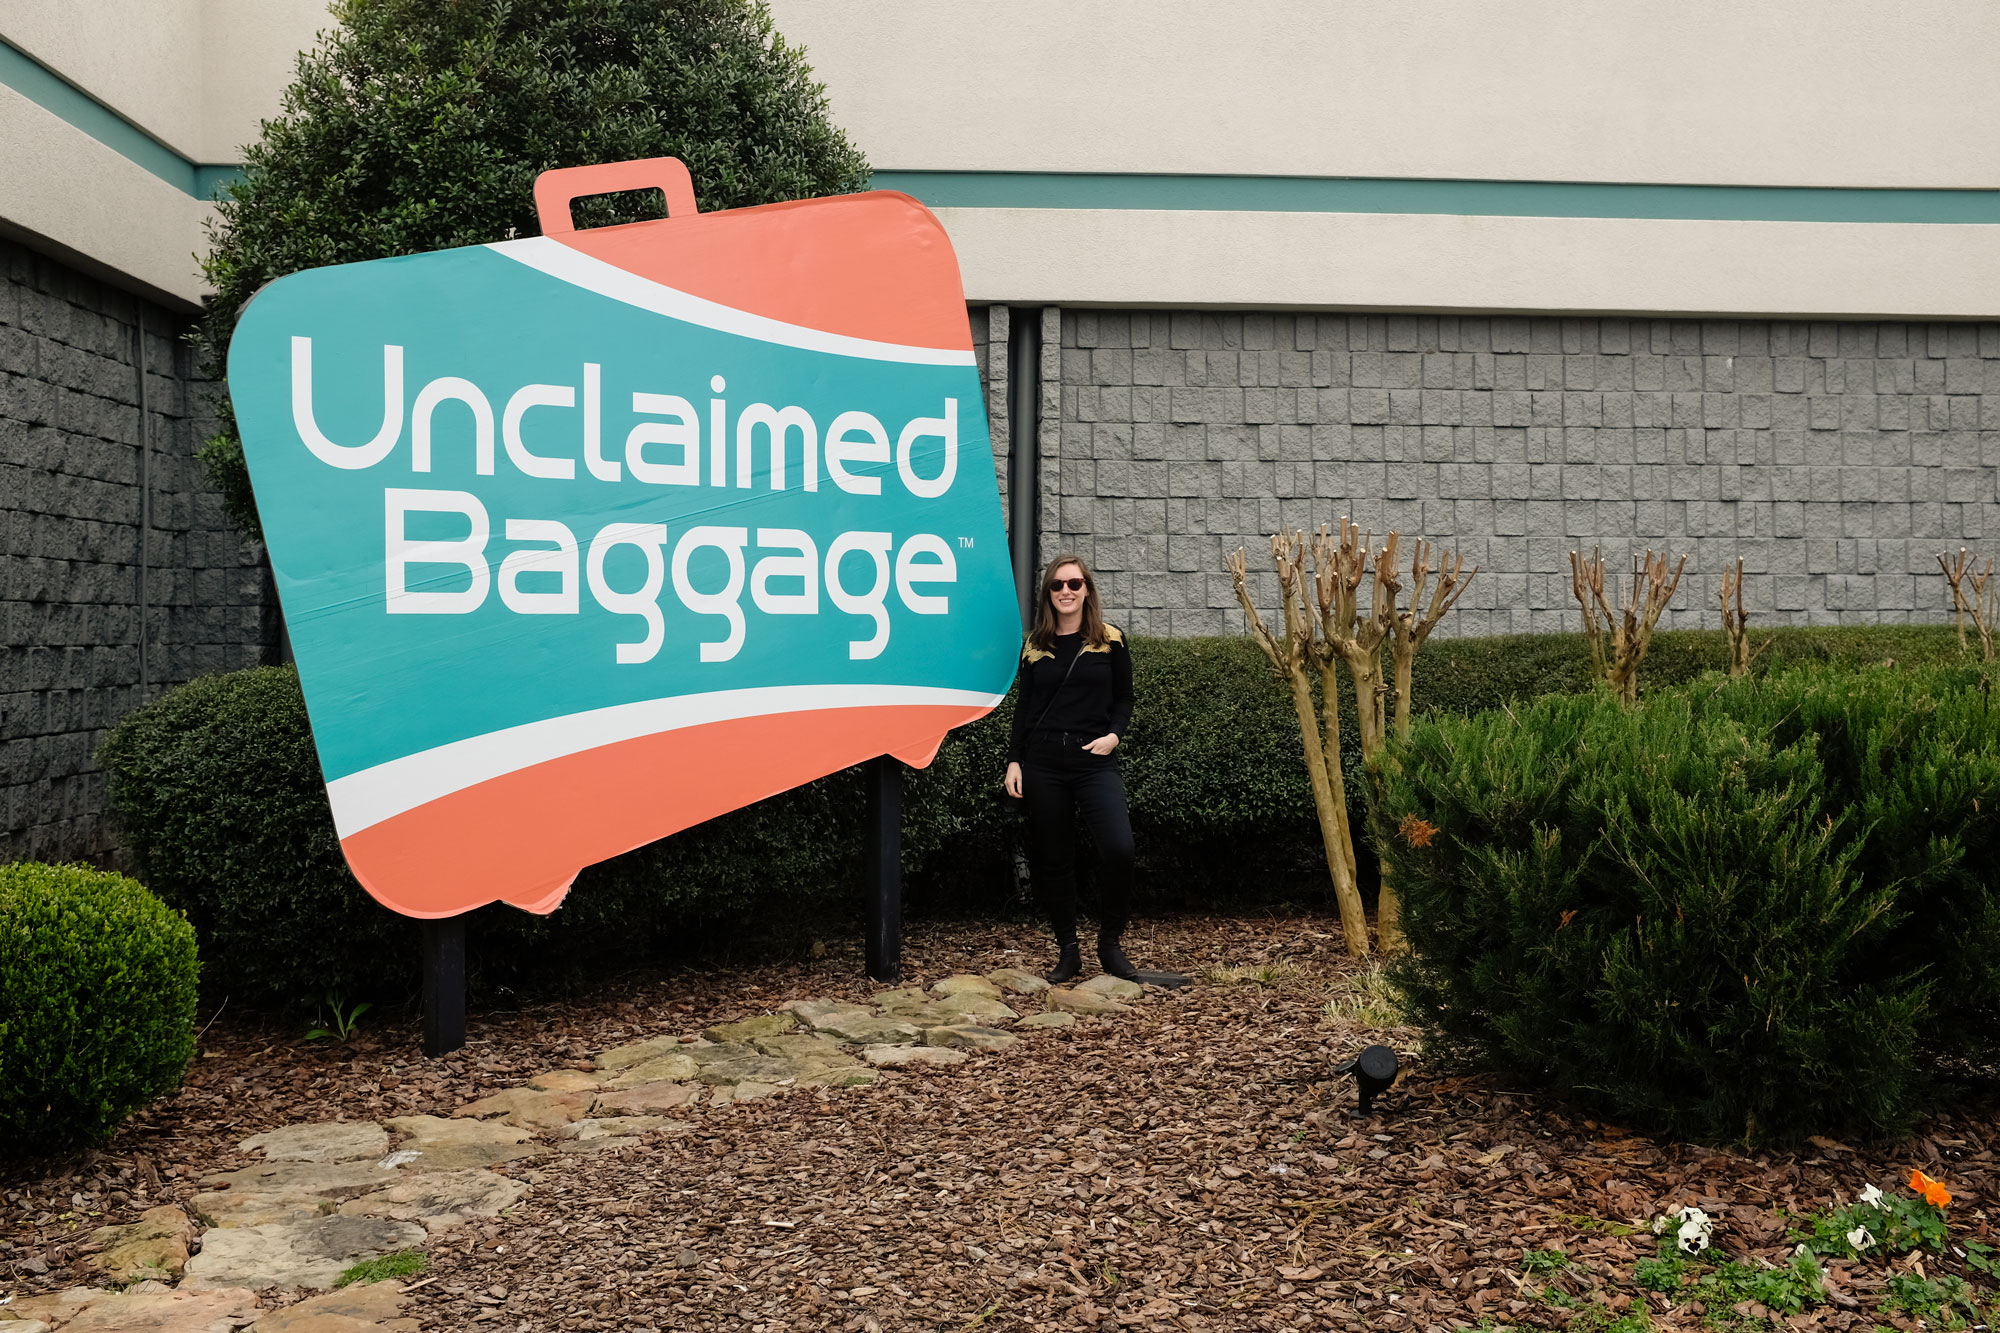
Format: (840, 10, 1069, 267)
(0, 863, 199, 1156)
(1375, 662, 2000, 1147)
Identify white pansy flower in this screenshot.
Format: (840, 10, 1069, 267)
(1675, 1206, 1713, 1255)
(1652, 1215, 1670, 1235)
(1846, 1225, 1875, 1252)
(1858, 1184, 1884, 1206)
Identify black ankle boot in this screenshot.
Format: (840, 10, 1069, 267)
(1097, 935, 1140, 982)
(1045, 940, 1082, 985)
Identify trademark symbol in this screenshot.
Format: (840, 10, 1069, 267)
(958, 536, 975, 549)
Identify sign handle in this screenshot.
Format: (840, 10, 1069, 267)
(533, 157, 699, 235)
(863, 756, 902, 983)
(422, 916, 467, 1057)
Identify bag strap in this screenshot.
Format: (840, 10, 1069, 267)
(1025, 645, 1085, 735)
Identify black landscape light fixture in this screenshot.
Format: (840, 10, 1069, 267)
(1332, 1044, 1399, 1117)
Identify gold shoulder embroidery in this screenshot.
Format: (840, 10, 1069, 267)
(1022, 637, 1053, 664)
(1082, 624, 1125, 654)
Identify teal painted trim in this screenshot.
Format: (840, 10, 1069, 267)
(194, 164, 246, 198)
(872, 170, 2000, 225)
(0, 35, 239, 199)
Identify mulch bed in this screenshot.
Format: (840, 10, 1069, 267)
(5, 912, 1996, 1331)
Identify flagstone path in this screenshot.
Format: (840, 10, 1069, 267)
(7, 973, 1146, 1333)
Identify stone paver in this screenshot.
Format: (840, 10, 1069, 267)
(812, 1013, 924, 1046)
(1045, 987, 1135, 1017)
(8, 1287, 110, 1327)
(684, 1045, 802, 1086)
(751, 1031, 851, 1061)
(863, 1044, 969, 1068)
(25, 1281, 260, 1333)
(783, 998, 873, 1028)
(601, 1052, 700, 1088)
(182, 1216, 424, 1291)
(240, 1123, 390, 1164)
(930, 974, 1003, 999)
(559, 1115, 685, 1141)
(337, 1169, 529, 1230)
(593, 1036, 687, 1071)
(249, 1280, 418, 1332)
(525, 1068, 604, 1093)
(381, 1116, 548, 1171)
(923, 1024, 1019, 1052)
(192, 1161, 398, 1228)
(700, 1014, 795, 1043)
(986, 967, 1050, 995)
(23, 961, 1161, 1331)
(84, 1204, 194, 1282)
(593, 1081, 701, 1114)
(452, 1087, 591, 1130)
(1079, 974, 1145, 1001)
(932, 992, 1021, 1024)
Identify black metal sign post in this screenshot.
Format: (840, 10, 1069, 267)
(863, 755, 903, 983)
(422, 916, 467, 1057)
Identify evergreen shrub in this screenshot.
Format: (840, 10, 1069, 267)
(0, 863, 199, 1156)
(98, 666, 866, 1008)
(1377, 662, 2000, 1147)
(96, 625, 1970, 1008)
(195, 0, 871, 542)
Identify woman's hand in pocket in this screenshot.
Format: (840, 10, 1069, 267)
(1004, 761, 1024, 797)
(1083, 733, 1120, 756)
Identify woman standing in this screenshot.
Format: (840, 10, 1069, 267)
(1004, 555, 1140, 984)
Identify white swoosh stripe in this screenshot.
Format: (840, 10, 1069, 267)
(490, 237, 977, 367)
(324, 683, 1003, 838)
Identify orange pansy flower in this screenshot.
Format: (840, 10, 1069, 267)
(1909, 1168, 1951, 1208)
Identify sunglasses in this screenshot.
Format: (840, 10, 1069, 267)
(1051, 577, 1088, 592)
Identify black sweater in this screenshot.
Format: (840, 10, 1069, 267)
(1007, 628, 1135, 763)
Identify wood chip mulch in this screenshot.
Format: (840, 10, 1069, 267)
(4, 912, 1996, 1331)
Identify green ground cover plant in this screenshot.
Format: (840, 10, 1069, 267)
(0, 863, 199, 1156)
(1378, 660, 2000, 1146)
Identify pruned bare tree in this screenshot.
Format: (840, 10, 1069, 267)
(1569, 547, 1687, 704)
(1938, 548, 1997, 660)
(1388, 537, 1478, 739)
(1717, 556, 1768, 676)
(1229, 537, 1370, 956)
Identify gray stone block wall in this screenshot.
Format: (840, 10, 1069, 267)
(1051, 311, 2000, 638)
(1, 237, 276, 864)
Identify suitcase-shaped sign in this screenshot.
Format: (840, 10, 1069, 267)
(227, 158, 1020, 919)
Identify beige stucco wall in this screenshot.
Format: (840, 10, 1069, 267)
(1, 0, 327, 161)
(0, 0, 329, 306)
(938, 207, 2000, 318)
(771, 0, 2000, 189)
(2, 0, 1996, 313)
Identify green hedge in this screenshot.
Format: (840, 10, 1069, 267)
(1375, 662, 2000, 1147)
(99, 666, 875, 1008)
(98, 625, 1969, 1007)
(0, 863, 199, 1156)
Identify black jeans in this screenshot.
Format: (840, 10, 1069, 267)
(1022, 732, 1135, 945)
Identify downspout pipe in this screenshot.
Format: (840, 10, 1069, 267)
(1006, 307, 1042, 628)
(135, 300, 151, 698)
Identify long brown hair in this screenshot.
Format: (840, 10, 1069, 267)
(1028, 554, 1110, 652)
